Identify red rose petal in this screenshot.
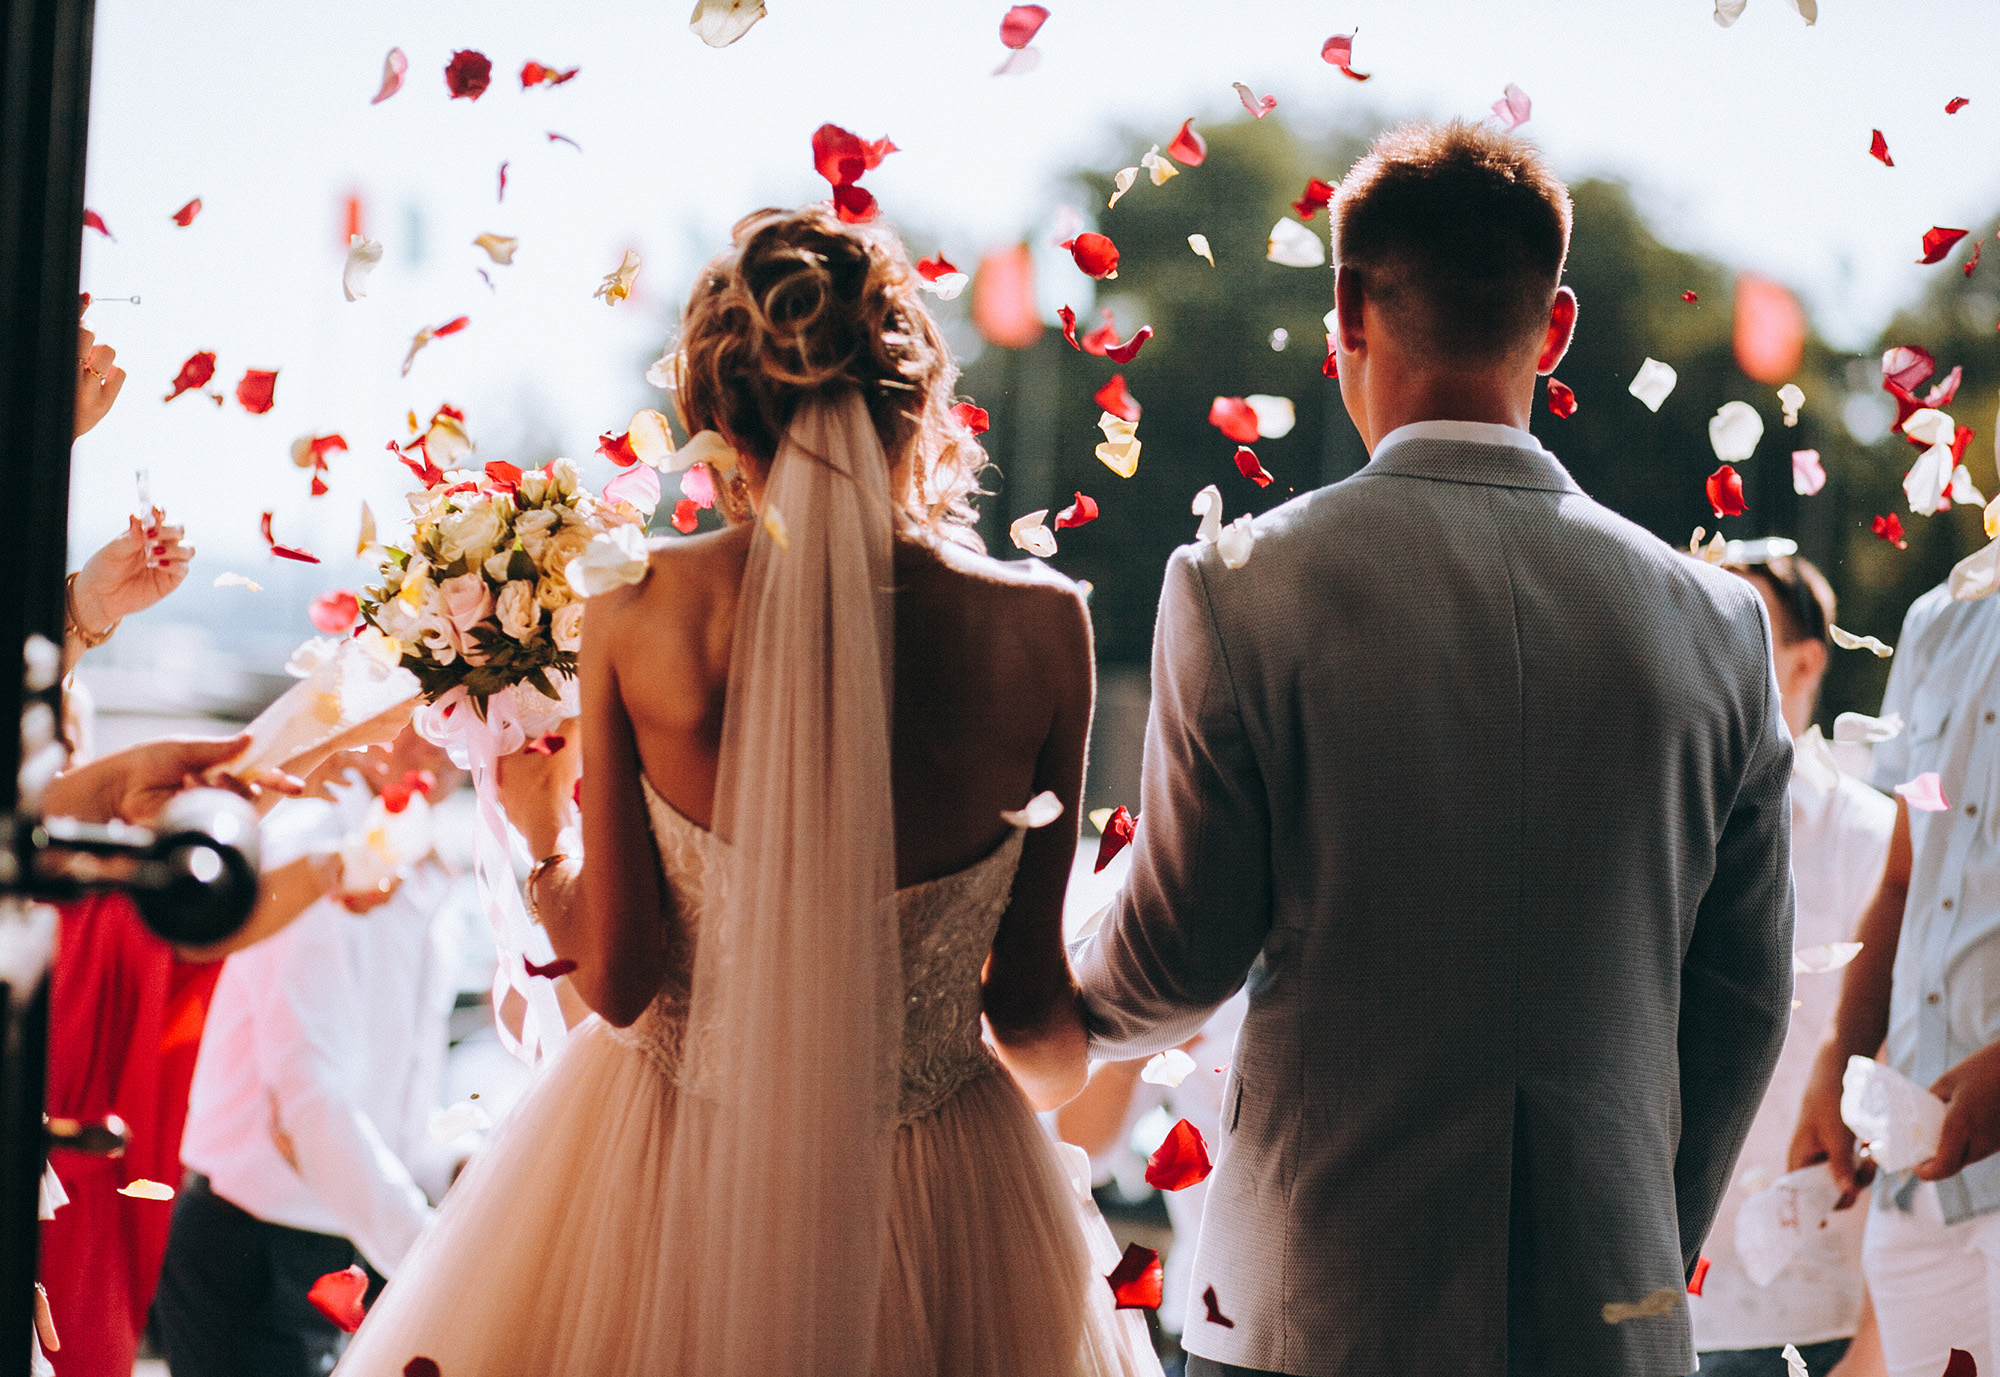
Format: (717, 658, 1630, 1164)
(236, 369, 279, 414)
(916, 253, 960, 282)
(261, 511, 321, 564)
(1882, 345, 1936, 395)
(396, 438, 446, 491)
(525, 956, 577, 979)
(524, 733, 566, 757)
(83, 209, 112, 238)
(1967, 241, 1983, 278)
(307, 434, 349, 465)
(1094, 805, 1134, 872)
(1094, 374, 1140, 423)
(1202, 1285, 1235, 1328)
(1920, 227, 1971, 265)
(597, 430, 641, 467)
(307, 1265, 368, 1333)
(170, 198, 202, 227)
(1054, 491, 1098, 530)
(1234, 83, 1277, 119)
(546, 131, 582, 152)
(1058, 305, 1080, 351)
(1869, 129, 1894, 167)
(1165, 118, 1206, 168)
(404, 1361, 442, 1377)
(811, 123, 896, 188)
(309, 590, 360, 635)
(1943, 1350, 1976, 1377)
(1102, 326, 1153, 364)
(1682, 290, 1699, 303)
(1688, 1255, 1711, 1297)
(1546, 377, 1577, 418)
(432, 317, 471, 338)
(1144, 1118, 1213, 1191)
(1926, 365, 1964, 409)
(310, 473, 329, 497)
(520, 61, 580, 88)
(1234, 446, 1274, 487)
(831, 183, 878, 224)
(380, 782, 413, 814)
(1065, 231, 1120, 279)
(1208, 397, 1261, 444)
(405, 769, 436, 798)
(1080, 310, 1121, 356)
(1952, 425, 1976, 466)
(1322, 335, 1339, 379)
(999, 4, 1049, 48)
(950, 402, 990, 435)
(371, 47, 407, 105)
(497, 161, 509, 201)
(1290, 176, 1336, 222)
(1705, 464, 1746, 520)
(483, 461, 523, 492)
(1321, 32, 1370, 78)
(444, 49, 492, 100)
(165, 350, 216, 402)
(1106, 1243, 1163, 1310)
(671, 498, 699, 534)
(1948, 97, 1971, 114)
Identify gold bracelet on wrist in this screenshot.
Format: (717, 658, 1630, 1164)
(64, 573, 120, 650)
(525, 853, 570, 923)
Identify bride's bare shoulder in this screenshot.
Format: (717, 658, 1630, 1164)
(901, 537, 1089, 643)
(585, 524, 748, 629)
(917, 537, 1082, 604)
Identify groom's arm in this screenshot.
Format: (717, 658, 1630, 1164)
(1073, 546, 1272, 1060)
(1675, 656, 1795, 1276)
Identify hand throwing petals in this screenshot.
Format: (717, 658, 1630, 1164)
(1054, 492, 1098, 529)
(1165, 118, 1206, 167)
(1628, 358, 1677, 412)
(999, 4, 1049, 48)
(1233, 82, 1277, 119)
(1895, 771, 1949, 811)
(999, 789, 1062, 828)
(342, 235, 384, 301)
(690, 0, 766, 46)
(307, 1265, 369, 1332)
(1267, 218, 1325, 268)
(1144, 1118, 1213, 1191)
(1709, 401, 1765, 463)
(1830, 625, 1894, 657)
(1188, 233, 1214, 266)
(1793, 450, 1826, 496)
(1094, 804, 1135, 872)
(1706, 465, 1747, 519)
(1106, 1242, 1163, 1310)
(1008, 509, 1057, 558)
(1141, 1049, 1196, 1087)
(370, 47, 408, 104)
(444, 49, 492, 100)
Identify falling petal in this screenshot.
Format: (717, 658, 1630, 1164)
(236, 369, 278, 414)
(1140, 145, 1178, 187)
(1009, 509, 1057, 558)
(546, 131, 582, 152)
(524, 954, 576, 977)
(1320, 32, 1370, 79)
(1266, 218, 1326, 268)
(671, 500, 699, 534)
(1793, 450, 1826, 496)
(473, 234, 518, 265)
(497, 161, 509, 201)
(1919, 227, 1971, 265)
(260, 511, 320, 564)
(1054, 492, 1098, 530)
(1064, 231, 1120, 279)
(356, 501, 378, 557)
(1106, 1243, 1163, 1310)
(82, 209, 113, 239)
(1141, 1049, 1197, 1087)
(690, 0, 766, 46)
(1895, 771, 1948, 811)
(165, 351, 217, 402)
(307, 1265, 369, 1332)
(1709, 401, 1765, 463)
(566, 526, 650, 596)
(1628, 358, 1677, 412)
(1954, 465, 1987, 508)
(1245, 394, 1295, 438)
(1905, 440, 1955, 514)
(400, 318, 469, 377)
(1094, 805, 1135, 872)
(1683, 290, 1700, 304)
(1777, 383, 1805, 426)
(1192, 485, 1223, 545)
(762, 507, 790, 551)
(1943, 1351, 1976, 1377)
(1094, 374, 1140, 423)
(1217, 514, 1255, 569)
(1869, 130, 1894, 167)
(117, 1178, 174, 1200)
(1795, 942, 1864, 975)
(1208, 397, 1261, 444)
(627, 409, 676, 468)
(1232, 82, 1277, 119)
(1546, 378, 1577, 418)
(1188, 233, 1214, 266)
(604, 463, 661, 516)
(1144, 1118, 1213, 1191)
(520, 60, 580, 88)
(951, 402, 990, 435)
(370, 48, 408, 104)
(1103, 326, 1153, 363)
(1948, 97, 1971, 114)
(1834, 711, 1904, 744)
(214, 572, 263, 592)
(999, 789, 1063, 828)
(308, 590, 360, 634)
(444, 50, 492, 100)
(1871, 513, 1907, 548)
(1706, 465, 1746, 519)
(1095, 412, 1141, 477)
(1203, 1286, 1236, 1328)
(594, 249, 641, 304)
(1291, 176, 1336, 221)
(1713, 0, 1747, 25)
(681, 464, 716, 509)
(428, 1099, 492, 1143)
(1107, 166, 1138, 210)
(1234, 447, 1274, 487)
(1166, 119, 1206, 166)
(1830, 625, 1894, 657)
(1491, 83, 1531, 130)
(342, 235, 383, 302)
(170, 198, 201, 227)
(999, 4, 1050, 47)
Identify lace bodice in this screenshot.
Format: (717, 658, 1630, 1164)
(610, 778, 1027, 1123)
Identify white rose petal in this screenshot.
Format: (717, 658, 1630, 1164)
(1140, 145, 1177, 187)
(1627, 358, 1677, 413)
(1245, 395, 1296, 439)
(214, 572, 263, 592)
(1141, 1048, 1198, 1088)
(1708, 400, 1765, 463)
(1795, 942, 1864, 975)
(645, 350, 676, 390)
(1009, 510, 1057, 559)
(1902, 408, 1957, 448)
(1829, 625, 1894, 657)
(1192, 484, 1223, 545)
(1955, 466, 1987, 508)
(342, 234, 384, 302)
(1217, 514, 1256, 569)
(1950, 539, 2000, 603)
(1792, 449, 1826, 496)
(1778, 383, 1806, 427)
(922, 272, 969, 301)
(1714, 0, 1747, 25)
(497, 580, 540, 642)
(473, 234, 518, 266)
(1833, 711, 1904, 744)
(1188, 234, 1214, 267)
(1267, 218, 1326, 268)
(565, 525, 651, 598)
(689, 0, 765, 46)
(1905, 442, 1954, 515)
(428, 1099, 492, 1143)
(672, 429, 737, 476)
(1108, 167, 1138, 210)
(1792, 724, 1843, 794)
(999, 789, 1063, 829)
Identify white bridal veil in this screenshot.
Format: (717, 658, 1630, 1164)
(662, 392, 902, 1372)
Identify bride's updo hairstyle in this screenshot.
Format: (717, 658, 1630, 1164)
(673, 204, 987, 541)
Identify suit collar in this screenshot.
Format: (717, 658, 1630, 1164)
(1363, 425, 1583, 495)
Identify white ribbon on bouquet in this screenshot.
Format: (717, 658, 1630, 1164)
(414, 676, 579, 1066)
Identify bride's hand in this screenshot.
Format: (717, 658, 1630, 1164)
(497, 718, 581, 856)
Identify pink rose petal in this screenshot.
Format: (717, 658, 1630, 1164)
(1895, 771, 1949, 812)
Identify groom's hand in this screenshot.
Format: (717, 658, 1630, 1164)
(1916, 1040, 2000, 1182)
(1790, 1042, 1874, 1207)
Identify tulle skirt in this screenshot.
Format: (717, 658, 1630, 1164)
(335, 1016, 1160, 1377)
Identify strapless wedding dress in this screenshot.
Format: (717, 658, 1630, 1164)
(336, 779, 1161, 1376)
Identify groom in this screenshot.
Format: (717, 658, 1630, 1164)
(1072, 121, 1796, 1377)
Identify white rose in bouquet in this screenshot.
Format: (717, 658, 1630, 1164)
(536, 574, 569, 610)
(515, 508, 559, 561)
(551, 601, 585, 652)
(439, 571, 494, 636)
(441, 500, 507, 565)
(497, 580, 541, 642)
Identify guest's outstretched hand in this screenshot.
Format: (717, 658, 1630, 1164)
(73, 323, 126, 438)
(1790, 1042, 1874, 1207)
(1915, 1040, 2000, 1181)
(72, 508, 193, 630)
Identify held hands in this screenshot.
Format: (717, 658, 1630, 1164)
(42, 734, 304, 825)
(1915, 1040, 2000, 1182)
(1789, 1042, 1876, 1208)
(72, 509, 193, 632)
(73, 323, 126, 439)
(310, 852, 402, 915)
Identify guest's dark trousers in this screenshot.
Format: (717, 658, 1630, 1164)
(1187, 1357, 1301, 1377)
(154, 1174, 379, 1377)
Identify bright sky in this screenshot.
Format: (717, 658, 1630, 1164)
(72, 0, 2000, 570)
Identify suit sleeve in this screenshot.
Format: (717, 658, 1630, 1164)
(1674, 636, 1796, 1275)
(1072, 545, 1273, 1060)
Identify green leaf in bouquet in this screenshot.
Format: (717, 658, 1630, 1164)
(523, 666, 560, 702)
(507, 546, 537, 582)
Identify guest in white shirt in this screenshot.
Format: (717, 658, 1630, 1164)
(155, 729, 465, 1377)
(1690, 554, 1894, 1377)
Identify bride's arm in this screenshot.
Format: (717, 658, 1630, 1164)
(501, 588, 672, 1028)
(982, 586, 1094, 1112)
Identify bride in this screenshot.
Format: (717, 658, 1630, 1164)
(335, 206, 1161, 1376)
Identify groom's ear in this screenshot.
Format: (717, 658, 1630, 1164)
(1333, 265, 1368, 357)
(1535, 286, 1579, 376)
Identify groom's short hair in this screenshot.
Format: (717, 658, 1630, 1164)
(1334, 121, 1573, 365)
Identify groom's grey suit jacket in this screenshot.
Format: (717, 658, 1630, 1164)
(1074, 430, 1795, 1377)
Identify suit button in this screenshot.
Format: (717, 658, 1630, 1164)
(1944, 898, 1956, 910)
(1969, 803, 1980, 817)
(1987, 711, 1997, 724)
(1928, 992, 1944, 1005)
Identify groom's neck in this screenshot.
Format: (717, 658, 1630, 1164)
(1352, 365, 1538, 453)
